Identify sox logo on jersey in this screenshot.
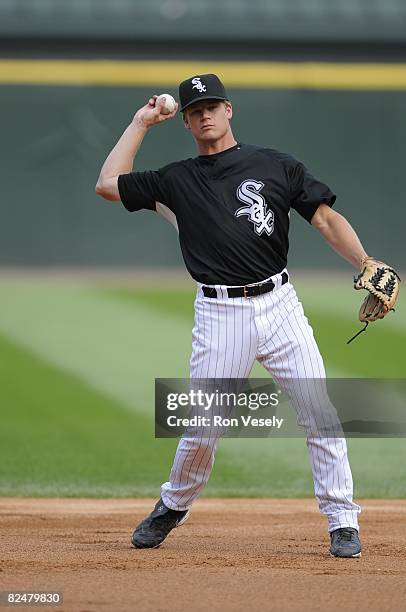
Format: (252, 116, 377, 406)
(235, 179, 274, 236)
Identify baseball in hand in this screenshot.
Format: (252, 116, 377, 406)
(156, 93, 177, 115)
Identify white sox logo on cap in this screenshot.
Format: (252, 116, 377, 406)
(191, 77, 207, 93)
(235, 180, 275, 236)
(179, 73, 227, 111)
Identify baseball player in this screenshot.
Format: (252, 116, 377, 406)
(95, 74, 399, 557)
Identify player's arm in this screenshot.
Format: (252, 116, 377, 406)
(95, 96, 178, 201)
(311, 203, 368, 269)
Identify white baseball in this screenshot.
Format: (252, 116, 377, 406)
(156, 93, 177, 115)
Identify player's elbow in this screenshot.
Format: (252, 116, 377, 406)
(311, 214, 329, 232)
(95, 180, 104, 196)
(311, 203, 335, 231)
(95, 180, 108, 198)
(95, 177, 121, 202)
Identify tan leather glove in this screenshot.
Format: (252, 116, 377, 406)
(354, 256, 400, 322)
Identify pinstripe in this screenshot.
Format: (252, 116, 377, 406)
(214, 300, 220, 377)
(261, 291, 290, 376)
(181, 443, 215, 506)
(288, 301, 353, 529)
(222, 300, 228, 379)
(199, 298, 206, 379)
(255, 292, 267, 345)
(165, 296, 205, 505)
(207, 301, 213, 378)
(284, 288, 358, 530)
(180, 293, 212, 505)
(254, 284, 359, 531)
(285, 296, 346, 528)
(294, 313, 338, 524)
(236, 299, 244, 378)
(231, 300, 236, 377)
(262, 293, 315, 436)
(164, 292, 209, 508)
(285, 315, 345, 524)
(172, 289, 222, 508)
(244, 299, 253, 377)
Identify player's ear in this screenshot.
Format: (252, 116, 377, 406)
(183, 111, 191, 129)
(225, 101, 233, 120)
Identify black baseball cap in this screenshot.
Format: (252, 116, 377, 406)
(179, 74, 228, 112)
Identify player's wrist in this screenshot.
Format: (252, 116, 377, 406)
(131, 115, 150, 132)
(359, 254, 370, 269)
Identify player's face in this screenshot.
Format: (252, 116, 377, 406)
(183, 100, 233, 142)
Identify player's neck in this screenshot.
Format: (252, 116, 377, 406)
(196, 132, 237, 156)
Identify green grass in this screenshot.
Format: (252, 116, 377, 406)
(0, 280, 405, 498)
(102, 287, 196, 322)
(309, 310, 406, 378)
(0, 331, 178, 496)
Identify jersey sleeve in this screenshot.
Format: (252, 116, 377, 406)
(117, 169, 168, 213)
(284, 155, 336, 223)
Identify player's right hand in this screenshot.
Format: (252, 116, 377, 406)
(133, 95, 178, 128)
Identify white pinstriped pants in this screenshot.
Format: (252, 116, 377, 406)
(161, 270, 361, 532)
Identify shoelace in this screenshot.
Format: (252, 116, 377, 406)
(154, 511, 183, 534)
(336, 529, 355, 541)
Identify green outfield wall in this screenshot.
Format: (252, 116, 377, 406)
(1, 81, 405, 269)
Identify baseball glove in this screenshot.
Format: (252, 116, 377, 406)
(347, 256, 400, 343)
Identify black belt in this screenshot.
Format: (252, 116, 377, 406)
(202, 271, 289, 299)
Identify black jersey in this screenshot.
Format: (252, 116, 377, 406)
(118, 143, 336, 285)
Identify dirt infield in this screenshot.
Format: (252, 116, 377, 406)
(0, 499, 405, 612)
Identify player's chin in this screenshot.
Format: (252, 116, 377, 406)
(198, 127, 218, 139)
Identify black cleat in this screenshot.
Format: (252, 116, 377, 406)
(330, 527, 362, 558)
(131, 499, 190, 549)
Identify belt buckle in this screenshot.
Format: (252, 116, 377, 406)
(243, 286, 248, 298)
